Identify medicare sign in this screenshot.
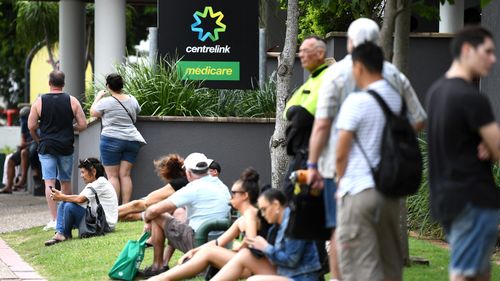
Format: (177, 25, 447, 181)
(159, 0, 258, 89)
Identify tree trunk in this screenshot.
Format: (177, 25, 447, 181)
(393, 0, 412, 266)
(380, 0, 397, 61)
(270, 0, 299, 189)
(393, 0, 411, 75)
(43, 22, 57, 71)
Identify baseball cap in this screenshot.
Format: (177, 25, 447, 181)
(347, 18, 380, 47)
(183, 152, 212, 171)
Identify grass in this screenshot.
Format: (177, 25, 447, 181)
(1, 221, 499, 280)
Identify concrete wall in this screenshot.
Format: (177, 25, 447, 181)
(482, 2, 500, 121)
(74, 117, 276, 199)
(0, 127, 21, 151)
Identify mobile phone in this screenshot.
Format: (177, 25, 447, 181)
(50, 185, 61, 191)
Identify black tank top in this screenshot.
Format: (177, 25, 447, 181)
(38, 93, 75, 155)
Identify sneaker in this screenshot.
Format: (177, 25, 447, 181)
(43, 220, 56, 231)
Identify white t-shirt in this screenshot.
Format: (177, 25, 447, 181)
(79, 177, 119, 229)
(335, 79, 402, 197)
(168, 175, 231, 232)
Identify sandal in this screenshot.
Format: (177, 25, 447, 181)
(44, 238, 65, 246)
(139, 265, 168, 277)
(0, 188, 12, 194)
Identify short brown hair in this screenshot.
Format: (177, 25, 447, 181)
(49, 70, 65, 88)
(154, 154, 185, 182)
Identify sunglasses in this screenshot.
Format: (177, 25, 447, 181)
(259, 206, 268, 214)
(230, 190, 245, 196)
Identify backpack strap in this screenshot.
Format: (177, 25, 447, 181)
(367, 89, 407, 117)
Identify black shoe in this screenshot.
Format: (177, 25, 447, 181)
(139, 265, 168, 277)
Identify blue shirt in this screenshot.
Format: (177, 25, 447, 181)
(168, 175, 231, 231)
(263, 207, 321, 278)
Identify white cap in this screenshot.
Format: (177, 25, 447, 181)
(347, 18, 380, 47)
(183, 152, 212, 172)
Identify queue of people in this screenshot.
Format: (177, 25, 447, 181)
(7, 17, 499, 281)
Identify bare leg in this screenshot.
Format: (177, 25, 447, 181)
(151, 215, 168, 270)
(248, 275, 290, 281)
(163, 245, 175, 267)
(104, 165, 120, 202)
(118, 199, 146, 220)
(119, 160, 134, 204)
(211, 248, 276, 281)
(152, 245, 236, 281)
(450, 273, 490, 281)
(329, 230, 341, 279)
(44, 179, 57, 220)
(16, 148, 29, 186)
(60, 180, 72, 195)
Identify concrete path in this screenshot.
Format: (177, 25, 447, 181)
(0, 192, 49, 280)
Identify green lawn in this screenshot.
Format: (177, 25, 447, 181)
(1, 221, 498, 281)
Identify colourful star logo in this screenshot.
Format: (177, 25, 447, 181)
(191, 6, 226, 42)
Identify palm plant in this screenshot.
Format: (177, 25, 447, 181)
(15, 1, 59, 70)
(84, 57, 276, 118)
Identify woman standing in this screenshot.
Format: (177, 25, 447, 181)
(90, 73, 146, 204)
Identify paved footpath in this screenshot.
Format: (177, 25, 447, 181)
(0, 192, 49, 281)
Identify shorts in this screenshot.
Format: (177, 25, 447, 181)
(323, 178, 337, 228)
(336, 188, 403, 281)
(10, 150, 22, 165)
(164, 216, 195, 253)
(38, 153, 74, 181)
(445, 204, 499, 277)
(100, 135, 141, 166)
(289, 271, 320, 281)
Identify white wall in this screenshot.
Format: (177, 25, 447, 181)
(0, 126, 21, 151)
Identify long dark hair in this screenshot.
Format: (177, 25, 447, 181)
(237, 168, 260, 205)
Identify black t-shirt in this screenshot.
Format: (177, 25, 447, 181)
(170, 177, 188, 191)
(426, 77, 500, 225)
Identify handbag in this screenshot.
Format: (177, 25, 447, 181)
(108, 232, 151, 281)
(286, 183, 331, 241)
(78, 186, 112, 238)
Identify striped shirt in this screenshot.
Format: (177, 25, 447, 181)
(315, 54, 426, 178)
(335, 79, 402, 197)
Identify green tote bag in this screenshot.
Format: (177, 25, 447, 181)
(108, 232, 151, 281)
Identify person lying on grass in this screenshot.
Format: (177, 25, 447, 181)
(210, 188, 322, 281)
(44, 158, 118, 246)
(118, 154, 187, 221)
(147, 168, 269, 281)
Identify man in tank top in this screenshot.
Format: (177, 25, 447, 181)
(28, 70, 87, 231)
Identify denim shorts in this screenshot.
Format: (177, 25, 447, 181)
(445, 204, 499, 277)
(289, 271, 319, 281)
(323, 178, 337, 228)
(100, 135, 141, 166)
(38, 153, 74, 181)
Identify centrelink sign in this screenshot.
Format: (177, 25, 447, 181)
(159, 0, 259, 89)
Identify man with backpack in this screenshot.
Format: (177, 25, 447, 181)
(334, 42, 405, 281)
(426, 26, 500, 281)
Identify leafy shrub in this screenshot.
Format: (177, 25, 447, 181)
(84, 57, 276, 118)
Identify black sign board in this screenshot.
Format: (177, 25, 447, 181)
(158, 0, 259, 89)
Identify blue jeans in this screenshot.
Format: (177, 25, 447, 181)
(323, 178, 337, 228)
(445, 204, 499, 277)
(56, 202, 86, 238)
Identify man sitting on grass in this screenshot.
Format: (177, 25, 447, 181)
(142, 152, 231, 277)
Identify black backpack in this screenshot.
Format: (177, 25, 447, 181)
(354, 90, 422, 198)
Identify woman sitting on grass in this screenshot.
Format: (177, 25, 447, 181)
(44, 158, 118, 246)
(148, 168, 269, 281)
(210, 188, 322, 281)
(118, 154, 187, 221)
